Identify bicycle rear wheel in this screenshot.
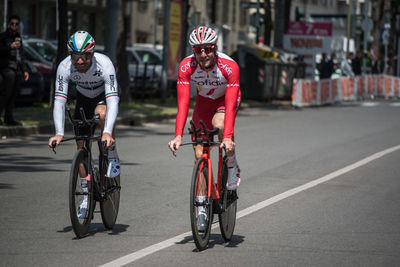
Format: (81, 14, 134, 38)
(99, 156, 120, 229)
(218, 161, 237, 242)
(69, 149, 94, 238)
(190, 158, 213, 251)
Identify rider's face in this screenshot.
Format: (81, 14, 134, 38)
(71, 52, 93, 72)
(193, 45, 216, 70)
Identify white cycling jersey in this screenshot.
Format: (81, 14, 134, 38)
(53, 52, 119, 135)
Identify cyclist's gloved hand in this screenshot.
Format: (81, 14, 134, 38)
(168, 135, 182, 153)
(49, 135, 64, 148)
(221, 138, 235, 154)
(101, 132, 115, 149)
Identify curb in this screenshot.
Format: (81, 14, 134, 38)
(0, 113, 178, 138)
(0, 100, 292, 138)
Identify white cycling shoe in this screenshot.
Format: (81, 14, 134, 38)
(226, 164, 241, 190)
(77, 197, 88, 219)
(107, 158, 120, 178)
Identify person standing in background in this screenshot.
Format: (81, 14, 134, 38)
(0, 15, 29, 126)
(351, 50, 362, 76)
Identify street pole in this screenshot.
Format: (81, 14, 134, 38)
(3, 0, 7, 31)
(105, 0, 119, 63)
(346, 0, 352, 56)
(161, 0, 170, 103)
(256, 0, 260, 44)
(397, 35, 400, 76)
(154, 0, 158, 47)
(361, 0, 369, 74)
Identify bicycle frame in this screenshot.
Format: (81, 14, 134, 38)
(197, 145, 223, 201)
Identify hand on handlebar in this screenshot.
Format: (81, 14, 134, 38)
(49, 135, 64, 148)
(101, 132, 115, 149)
(221, 138, 235, 153)
(168, 135, 182, 154)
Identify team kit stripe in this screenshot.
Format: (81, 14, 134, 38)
(106, 93, 118, 98)
(81, 34, 92, 52)
(55, 93, 68, 99)
(71, 36, 78, 51)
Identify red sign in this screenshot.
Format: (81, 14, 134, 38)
(286, 22, 332, 36)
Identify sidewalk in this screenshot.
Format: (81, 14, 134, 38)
(0, 100, 292, 138)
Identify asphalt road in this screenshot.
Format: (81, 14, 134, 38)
(1, 99, 400, 266)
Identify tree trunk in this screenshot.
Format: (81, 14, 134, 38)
(56, 0, 68, 67)
(116, 0, 131, 102)
(263, 0, 272, 46)
(273, 0, 285, 48)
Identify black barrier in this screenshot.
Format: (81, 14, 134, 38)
(236, 45, 305, 100)
(130, 63, 161, 98)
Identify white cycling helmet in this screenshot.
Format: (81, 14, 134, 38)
(67, 31, 95, 53)
(189, 26, 217, 46)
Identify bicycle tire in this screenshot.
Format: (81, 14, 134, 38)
(190, 158, 213, 251)
(99, 150, 120, 229)
(218, 161, 237, 242)
(69, 149, 94, 238)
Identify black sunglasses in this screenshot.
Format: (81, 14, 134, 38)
(70, 52, 92, 61)
(9, 22, 19, 26)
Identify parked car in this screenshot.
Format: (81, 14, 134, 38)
(95, 45, 163, 97)
(17, 60, 45, 104)
(23, 38, 57, 101)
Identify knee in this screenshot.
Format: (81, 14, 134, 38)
(95, 106, 106, 120)
(212, 117, 224, 131)
(195, 150, 203, 160)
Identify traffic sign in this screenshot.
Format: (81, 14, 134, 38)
(381, 28, 390, 45)
(361, 18, 373, 32)
(240, 1, 260, 9)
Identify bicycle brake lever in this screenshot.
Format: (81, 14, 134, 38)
(172, 144, 177, 157)
(51, 140, 57, 154)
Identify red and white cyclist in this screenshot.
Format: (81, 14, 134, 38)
(48, 31, 120, 218)
(168, 25, 241, 230)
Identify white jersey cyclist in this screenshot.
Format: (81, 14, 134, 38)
(49, 31, 120, 219)
(53, 52, 119, 136)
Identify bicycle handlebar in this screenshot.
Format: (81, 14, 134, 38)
(51, 107, 102, 154)
(171, 120, 225, 157)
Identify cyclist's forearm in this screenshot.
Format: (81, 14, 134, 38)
(53, 98, 66, 136)
(104, 96, 119, 135)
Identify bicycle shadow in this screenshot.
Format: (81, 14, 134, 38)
(175, 232, 245, 252)
(58, 223, 130, 239)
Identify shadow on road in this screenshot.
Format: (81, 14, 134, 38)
(175, 232, 245, 252)
(58, 223, 130, 238)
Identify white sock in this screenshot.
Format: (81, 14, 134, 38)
(226, 155, 236, 168)
(196, 196, 206, 213)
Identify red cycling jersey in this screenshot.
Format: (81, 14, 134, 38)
(175, 52, 241, 139)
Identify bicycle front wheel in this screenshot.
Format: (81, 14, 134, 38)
(69, 149, 94, 238)
(99, 157, 120, 229)
(218, 161, 237, 242)
(190, 158, 213, 251)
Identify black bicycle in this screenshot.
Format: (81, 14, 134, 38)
(52, 107, 121, 238)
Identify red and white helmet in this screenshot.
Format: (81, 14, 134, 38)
(189, 26, 217, 46)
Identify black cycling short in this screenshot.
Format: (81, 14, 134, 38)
(73, 92, 106, 136)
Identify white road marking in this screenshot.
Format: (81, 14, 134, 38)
(390, 102, 400, 107)
(100, 144, 400, 267)
(361, 102, 379, 107)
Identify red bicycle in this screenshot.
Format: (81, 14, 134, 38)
(174, 120, 238, 250)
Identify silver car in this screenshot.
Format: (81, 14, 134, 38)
(95, 45, 163, 96)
